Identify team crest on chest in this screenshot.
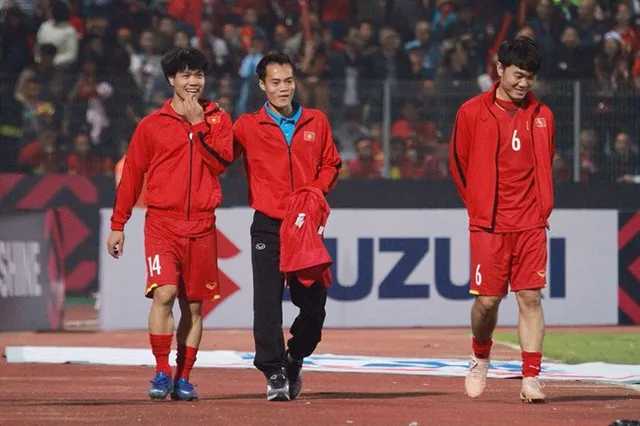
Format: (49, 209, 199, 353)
(535, 118, 546, 128)
(210, 115, 220, 124)
(303, 131, 315, 141)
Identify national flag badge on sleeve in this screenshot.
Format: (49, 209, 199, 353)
(535, 118, 547, 128)
(210, 116, 220, 124)
(304, 131, 315, 141)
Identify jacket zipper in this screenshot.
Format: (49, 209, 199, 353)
(490, 123, 500, 230)
(287, 145, 294, 190)
(488, 108, 501, 230)
(287, 119, 310, 191)
(187, 132, 193, 220)
(263, 123, 296, 191)
(267, 116, 312, 192)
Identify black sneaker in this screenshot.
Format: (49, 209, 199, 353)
(285, 352, 303, 400)
(266, 369, 290, 401)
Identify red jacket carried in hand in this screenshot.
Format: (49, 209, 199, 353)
(449, 82, 556, 230)
(110, 99, 233, 233)
(280, 186, 332, 288)
(232, 105, 342, 220)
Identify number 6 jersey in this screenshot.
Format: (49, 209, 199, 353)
(449, 82, 556, 232)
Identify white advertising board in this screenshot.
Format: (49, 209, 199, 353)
(99, 208, 618, 329)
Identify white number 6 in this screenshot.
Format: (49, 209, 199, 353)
(511, 129, 521, 151)
(475, 264, 482, 285)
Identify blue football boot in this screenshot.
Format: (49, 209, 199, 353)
(171, 377, 199, 401)
(148, 371, 173, 400)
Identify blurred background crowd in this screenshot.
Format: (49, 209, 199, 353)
(0, 0, 638, 182)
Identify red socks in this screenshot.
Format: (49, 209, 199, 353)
(149, 334, 198, 380)
(472, 338, 542, 377)
(175, 344, 198, 381)
(472, 337, 493, 359)
(149, 334, 173, 375)
(521, 351, 542, 377)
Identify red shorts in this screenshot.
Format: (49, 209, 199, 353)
(144, 215, 220, 301)
(469, 227, 547, 296)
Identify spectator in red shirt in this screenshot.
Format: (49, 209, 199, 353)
(422, 142, 450, 180)
(612, 2, 639, 56)
(19, 130, 62, 174)
(167, 0, 204, 36)
(66, 129, 109, 176)
(552, 151, 572, 181)
(578, 127, 600, 180)
(347, 137, 382, 178)
(398, 137, 427, 179)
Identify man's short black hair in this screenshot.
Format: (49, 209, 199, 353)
(161, 47, 209, 80)
(497, 36, 542, 75)
(255, 52, 294, 81)
(51, 0, 70, 22)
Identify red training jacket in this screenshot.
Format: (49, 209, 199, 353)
(110, 99, 233, 232)
(449, 82, 556, 230)
(280, 186, 332, 288)
(167, 0, 203, 36)
(232, 104, 342, 219)
(114, 155, 146, 207)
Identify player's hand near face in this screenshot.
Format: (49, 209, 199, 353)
(184, 94, 204, 125)
(107, 230, 125, 258)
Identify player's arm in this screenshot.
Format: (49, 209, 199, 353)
(310, 113, 342, 194)
(107, 121, 150, 257)
(192, 110, 236, 175)
(449, 107, 471, 204)
(232, 118, 247, 160)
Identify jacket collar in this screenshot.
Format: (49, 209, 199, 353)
(256, 102, 314, 125)
(158, 98, 220, 119)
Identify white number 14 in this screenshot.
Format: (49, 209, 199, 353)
(147, 254, 161, 277)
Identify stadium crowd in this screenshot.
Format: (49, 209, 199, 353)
(0, 0, 638, 182)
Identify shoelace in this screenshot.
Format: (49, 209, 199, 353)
(469, 358, 489, 379)
(177, 381, 195, 392)
(151, 376, 170, 386)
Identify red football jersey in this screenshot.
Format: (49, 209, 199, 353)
(450, 81, 556, 230)
(491, 99, 545, 232)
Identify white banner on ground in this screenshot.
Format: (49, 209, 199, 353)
(99, 208, 618, 329)
(5, 346, 639, 385)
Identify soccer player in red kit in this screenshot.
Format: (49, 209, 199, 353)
(105, 48, 233, 401)
(450, 37, 555, 403)
(232, 53, 342, 401)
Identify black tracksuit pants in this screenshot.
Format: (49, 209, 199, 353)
(250, 211, 327, 376)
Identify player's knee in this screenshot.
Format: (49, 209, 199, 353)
(475, 295, 502, 315)
(515, 289, 542, 312)
(179, 299, 203, 319)
(152, 285, 178, 307)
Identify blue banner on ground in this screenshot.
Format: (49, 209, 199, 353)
(5, 347, 640, 385)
